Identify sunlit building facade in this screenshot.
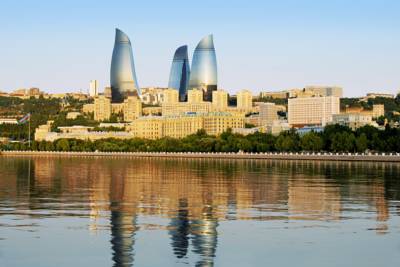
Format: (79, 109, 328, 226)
(168, 45, 190, 102)
(189, 35, 218, 101)
(110, 28, 140, 102)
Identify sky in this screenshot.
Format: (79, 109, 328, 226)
(0, 0, 399, 97)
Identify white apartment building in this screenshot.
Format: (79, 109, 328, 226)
(288, 96, 340, 127)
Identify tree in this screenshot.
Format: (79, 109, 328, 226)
(355, 133, 368, 152)
(56, 139, 70, 151)
(300, 132, 324, 151)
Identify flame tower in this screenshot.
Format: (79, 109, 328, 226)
(110, 28, 140, 103)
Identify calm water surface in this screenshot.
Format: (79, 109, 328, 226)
(0, 156, 400, 267)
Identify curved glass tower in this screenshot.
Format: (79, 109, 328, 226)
(168, 45, 190, 102)
(189, 34, 218, 101)
(110, 28, 140, 103)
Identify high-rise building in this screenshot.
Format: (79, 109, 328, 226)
(94, 96, 112, 121)
(189, 35, 218, 101)
(288, 96, 340, 127)
(104, 87, 112, 98)
(110, 28, 140, 103)
(188, 89, 204, 104)
(163, 88, 179, 104)
(123, 96, 142, 122)
(212, 90, 228, 111)
(259, 103, 279, 126)
(89, 80, 98, 97)
(237, 90, 253, 112)
(168, 45, 190, 102)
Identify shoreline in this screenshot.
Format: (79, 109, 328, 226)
(1, 150, 400, 162)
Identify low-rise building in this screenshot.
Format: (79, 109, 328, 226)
(332, 113, 378, 130)
(260, 91, 289, 99)
(343, 104, 384, 118)
(266, 120, 290, 136)
(0, 118, 18, 124)
(66, 112, 82, 120)
(127, 112, 245, 139)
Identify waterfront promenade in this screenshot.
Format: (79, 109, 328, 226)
(1, 150, 400, 162)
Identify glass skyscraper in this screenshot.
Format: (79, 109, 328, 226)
(168, 45, 190, 102)
(110, 28, 140, 103)
(189, 34, 218, 101)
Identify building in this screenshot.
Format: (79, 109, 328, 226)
(363, 93, 395, 100)
(237, 90, 253, 112)
(344, 104, 384, 118)
(162, 102, 211, 116)
(142, 106, 162, 116)
(123, 96, 142, 122)
(163, 88, 179, 104)
(110, 28, 140, 102)
(332, 113, 376, 130)
(168, 45, 190, 102)
(289, 86, 343, 98)
(35, 123, 134, 142)
(189, 35, 218, 101)
(82, 104, 94, 114)
(104, 87, 112, 98)
(141, 87, 165, 105)
(212, 90, 228, 111)
(89, 80, 98, 97)
(266, 120, 291, 136)
(288, 96, 340, 127)
(260, 91, 289, 99)
(187, 88, 204, 103)
(94, 96, 112, 121)
(66, 112, 82, 120)
(259, 103, 279, 126)
(244, 114, 260, 127)
(0, 118, 18, 124)
(127, 112, 244, 139)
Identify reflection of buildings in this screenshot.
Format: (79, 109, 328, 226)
(2, 157, 400, 264)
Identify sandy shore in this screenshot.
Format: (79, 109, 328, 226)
(1, 150, 400, 162)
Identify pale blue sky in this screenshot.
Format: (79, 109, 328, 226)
(1, 0, 399, 97)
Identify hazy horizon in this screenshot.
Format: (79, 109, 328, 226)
(1, 0, 399, 97)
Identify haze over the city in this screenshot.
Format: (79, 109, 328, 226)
(1, 0, 399, 97)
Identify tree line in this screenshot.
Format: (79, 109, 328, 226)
(2, 124, 400, 153)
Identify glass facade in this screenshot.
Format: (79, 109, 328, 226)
(110, 28, 140, 103)
(168, 45, 190, 102)
(189, 34, 218, 101)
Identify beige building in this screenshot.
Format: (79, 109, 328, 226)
(141, 87, 166, 105)
(82, 104, 94, 114)
(344, 104, 384, 118)
(289, 86, 343, 98)
(35, 124, 134, 142)
(236, 90, 253, 112)
(123, 96, 142, 122)
(94, 96, 112, 121)
(212, 90, 228, 111)
(288, 96, 340, 127)
(259, 102, 279, 126)
(260, 91, 289, 99)
(188, 89, 204, 103)
(163, 88, 179, 104)
(127, 112, 244, 139)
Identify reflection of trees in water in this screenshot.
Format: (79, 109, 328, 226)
(169, 198, 190, 258)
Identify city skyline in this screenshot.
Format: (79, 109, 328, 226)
(1, 0, 400, 97)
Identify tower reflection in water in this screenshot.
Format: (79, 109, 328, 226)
(2, 157, 400, 266)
